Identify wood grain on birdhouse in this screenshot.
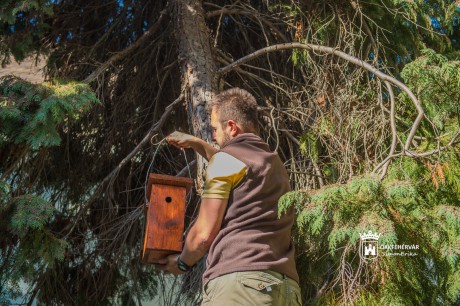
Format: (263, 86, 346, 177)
(142, 174, 193, 264)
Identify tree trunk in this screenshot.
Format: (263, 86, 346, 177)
(174, 0, 218, 188)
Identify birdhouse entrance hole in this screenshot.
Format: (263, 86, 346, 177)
(141, 174, 193, 264)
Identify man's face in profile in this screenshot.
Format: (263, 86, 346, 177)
(210, 108, 230, 147)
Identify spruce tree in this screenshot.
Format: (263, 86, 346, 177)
(1, 1, 459, 305)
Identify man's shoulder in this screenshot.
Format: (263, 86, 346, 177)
(208, 152, 247, 178)
(202, 152, 247, 199)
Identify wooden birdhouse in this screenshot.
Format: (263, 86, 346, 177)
(142, 173, 193, 264)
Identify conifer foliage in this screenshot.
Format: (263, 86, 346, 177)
(0, 0, 459, 305)
(0, 76, 99, 304)
(279, 48, 460, 305)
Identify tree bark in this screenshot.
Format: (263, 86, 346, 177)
(174, 0, 218, 188)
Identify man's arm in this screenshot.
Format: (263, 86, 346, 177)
(157, 150, 245, 275)
(180, 197, 228, 265)
(158, 197, 228, 274)
(166, 131, 218, 161)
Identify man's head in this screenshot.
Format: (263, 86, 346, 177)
(208, 88, 259, 146)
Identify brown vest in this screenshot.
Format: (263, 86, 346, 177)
(202, 133, 299, 284)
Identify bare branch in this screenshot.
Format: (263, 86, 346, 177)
(206, 8, 289, 42)
(177, 159, 196, 177)
(379, 81, 398, 179)
(219, 42, 426, 176)
(349, 1, 376, 46)
(374, 130, 460, 173)
(218, 44, 411, 99)
(63, 93, 184, 238)
(83, 9, 169, 83)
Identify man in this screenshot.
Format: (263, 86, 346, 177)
(160, 88, 301, 306)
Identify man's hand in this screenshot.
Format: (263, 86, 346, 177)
(166, 131, 197, 149)
(157, 254, 184, 275)
(166, 131, 218, 161)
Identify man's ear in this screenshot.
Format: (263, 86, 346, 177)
(226, 120, 239, 136)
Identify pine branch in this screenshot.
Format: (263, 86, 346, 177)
(63, 93, 184, 239)
(218, 42, 425, 177)
(205, 7, 289, 42)
(379, 81, 398, 179)
(83, 9, 169, 84)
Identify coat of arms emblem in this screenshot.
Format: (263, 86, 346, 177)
(359, 231, 381, 260)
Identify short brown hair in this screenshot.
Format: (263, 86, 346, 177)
(208, 88, 259, 133)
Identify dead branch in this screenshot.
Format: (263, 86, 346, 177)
(379, 81, 398, 179)
(218, 42, 427, 179)
(206, 8, 289, 43)
(63, 93, 184, 238)
(83, 9, 169, 84)
(374, 130, 460, 173)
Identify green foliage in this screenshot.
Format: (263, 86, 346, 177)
(281, 177, 391, 251)
(10, 195, 55, 236)
(299, 132, 320, 162)
(279, 189, 310, 216)
(0, 1, 54, 24)
(0, 187, 67, 304)
(0, 75, 98, 304)
(0, 75, 99, 150)
(281, 47, 459, 304)
(400, 48, 460, 133)
(281, 152, 460, 304)
(0, 0, 54, 64)
(0, 0, 458, 305)
(285, 0, 459, 69)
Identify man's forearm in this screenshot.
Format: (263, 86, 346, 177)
(190, 138, 218, 161)
(178, 198, 227, 267)
(179, 224, 212, 266)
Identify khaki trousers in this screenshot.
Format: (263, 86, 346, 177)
(201, 270, 302, 306)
